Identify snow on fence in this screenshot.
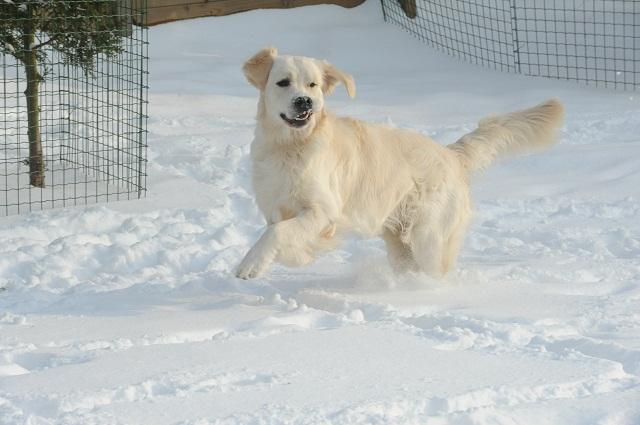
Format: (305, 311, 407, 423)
(382, 0, 640, 90)
(0, 0, 149, 216)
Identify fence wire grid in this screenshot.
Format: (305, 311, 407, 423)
(382, 0, 640, 90)
(1, 0, 148, 216)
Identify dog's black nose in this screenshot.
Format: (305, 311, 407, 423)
(293, 96, 312, 111)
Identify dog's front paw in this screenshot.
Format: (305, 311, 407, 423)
(236, 235, 277, 279)
(236, 254, 269, 279)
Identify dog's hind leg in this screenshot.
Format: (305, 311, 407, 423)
(409, 224, 446, 276)
(383, 228, 419, 272)
(440, 219, 468, 274)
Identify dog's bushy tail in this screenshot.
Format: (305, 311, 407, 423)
(448, 98, 564, 172)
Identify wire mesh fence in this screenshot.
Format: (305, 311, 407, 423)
(381, 0, 640, 90)
(1, 0, 148, 216)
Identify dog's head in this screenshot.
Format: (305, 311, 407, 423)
(243, 47, 355, 138)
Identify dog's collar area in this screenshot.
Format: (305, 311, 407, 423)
(280, 110, 313, 128)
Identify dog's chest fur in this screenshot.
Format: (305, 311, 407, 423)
(250, 136, 332, 225)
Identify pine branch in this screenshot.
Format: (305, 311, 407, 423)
(31, 34, 60, 51)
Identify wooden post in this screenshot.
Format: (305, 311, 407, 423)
(398, 0, 416, 19)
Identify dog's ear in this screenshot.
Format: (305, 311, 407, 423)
(321, 60, 356, 98)
(243, 47, 278, 90)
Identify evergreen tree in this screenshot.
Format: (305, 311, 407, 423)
(0, 0, 127, 187)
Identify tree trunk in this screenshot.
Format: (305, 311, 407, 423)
(22, 25, 45, 188)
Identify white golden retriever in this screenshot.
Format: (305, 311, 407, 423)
(236, 47, 564, 279)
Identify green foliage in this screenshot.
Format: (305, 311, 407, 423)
(1, 0, 131, 188)
(0, 0, 126, 73)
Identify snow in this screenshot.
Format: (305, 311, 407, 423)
(1, 1, 640, 424)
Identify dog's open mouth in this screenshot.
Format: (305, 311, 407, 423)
(280, 110, 313, 128)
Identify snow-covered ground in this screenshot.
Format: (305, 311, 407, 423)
(2, 1, 640, 423)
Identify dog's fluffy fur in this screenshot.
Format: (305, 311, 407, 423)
(236, 47, 564, 279)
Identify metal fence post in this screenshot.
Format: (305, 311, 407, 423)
(510, 0, 521, 74)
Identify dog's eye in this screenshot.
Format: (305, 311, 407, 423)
(276, 79, 290, 87)
(309, 82, 317, 88)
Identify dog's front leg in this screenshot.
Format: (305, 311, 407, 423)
(236, 208, 329, 279)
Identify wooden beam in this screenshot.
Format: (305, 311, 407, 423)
(143, 0, 366, 26)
